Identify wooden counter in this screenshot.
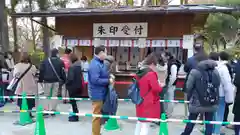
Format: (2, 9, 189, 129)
(81, 72, 186, 100)
(114, 72, 134, 98)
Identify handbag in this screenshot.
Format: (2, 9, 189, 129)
(2, 70, 10, 82)
(7, 64, 32, 91)
(48, 58, 64, 97)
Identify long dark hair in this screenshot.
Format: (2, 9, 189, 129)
(144, 52, 158, 66)
(157, 52, 165, 66)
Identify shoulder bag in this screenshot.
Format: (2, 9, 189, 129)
(7, 64, 32, 91)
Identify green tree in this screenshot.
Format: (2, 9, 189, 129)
(216, 0, 240, 6)
(36, 0, 68, 57)
(0, 0, 9, 52)
(201, 0, 240, 51)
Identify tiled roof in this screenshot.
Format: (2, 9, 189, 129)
(12, 4, 238, 17)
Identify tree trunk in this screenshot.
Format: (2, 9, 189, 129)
(160, 0, 168, 5)
(12, 16, 18, 52)
(41, 17, 50, 58)
(29, 0, 36, 51)
(141, 0, 145, 6)
(3, 8, 9, 52)
(0, 1, 9, 52)
(0, 1, 4, 52)
(38, 0, 50, 58)
(11, 1, 18, 52)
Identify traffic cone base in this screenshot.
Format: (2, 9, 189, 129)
(14, 92, 35, 126)
(159, 113, 169, 135)
(13, 119, 35, 126)
(104, 118, 120, 131)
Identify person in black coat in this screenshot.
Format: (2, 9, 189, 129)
(66, 54, 84, 122)
(233, 60, 240, 134)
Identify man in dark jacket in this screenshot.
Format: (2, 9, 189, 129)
(66, 54, 83, 122)
(184, 46, 202, 74)
(39, 49, 66, 114)
(233, 60, 240, 134)
(183, 45, 203, 120)
(181, 54, 220, 135)
(88, 45, 111, 135)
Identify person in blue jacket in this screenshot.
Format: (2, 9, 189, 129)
(88, 45, 113, 135)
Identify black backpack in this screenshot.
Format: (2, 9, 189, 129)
(195, 68, 220, 106)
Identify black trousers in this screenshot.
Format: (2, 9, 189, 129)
(234, 115, 240, 135)
(224, 103, 230, 122)
(181, 112, 214, 135)
(70, 100, 79, 113)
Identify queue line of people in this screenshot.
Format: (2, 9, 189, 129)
(0, 45, 239, 135)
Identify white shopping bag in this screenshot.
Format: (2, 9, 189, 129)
(38, 83, 44, 94)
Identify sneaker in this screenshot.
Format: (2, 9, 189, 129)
(68, 116, 79, 122)
(50, 110, 56, 117)
(0, 103, 5, 107)
(50, 113, 56, 117)
(226, 125, 234, 129)
(43, 113, 50, 118)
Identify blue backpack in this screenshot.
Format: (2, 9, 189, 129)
(128, 78, 143, 105)
(128, 77, 152, 105)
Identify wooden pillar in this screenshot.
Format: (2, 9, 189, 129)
(139, 48, 145, 61)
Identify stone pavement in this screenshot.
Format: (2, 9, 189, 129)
(0, 101, 235, 135)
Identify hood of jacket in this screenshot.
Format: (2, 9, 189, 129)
(136, 67, 151, 78)
(197, 60, 217, 70)
(72, 60, 82, 67)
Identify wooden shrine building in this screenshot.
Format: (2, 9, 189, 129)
(13, 5, 237, 99)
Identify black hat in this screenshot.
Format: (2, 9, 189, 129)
(51, 48, 59, 57)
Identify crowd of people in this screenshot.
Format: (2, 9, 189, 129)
(0, 43, 239, 135)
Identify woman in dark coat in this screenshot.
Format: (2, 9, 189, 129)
(233, 61, 240, 135)
(66, 54, 84, 122)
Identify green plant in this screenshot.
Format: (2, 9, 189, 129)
(30, 51, 44, 68)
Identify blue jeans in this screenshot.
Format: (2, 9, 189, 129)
(181, 112, 214, 135)
(213, 97, 225, 134)
(164, 85, 175, 116)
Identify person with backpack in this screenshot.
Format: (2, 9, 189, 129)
(164, 51, 181, 117)
(66, 54, 83, 122)
(39, 49, 66, 116)
(181, 52, 220, 135)
(212, 51, 234, 135)
(233, 60, 240, 135)
(134, 53, 162, 135)
(184, 46, 203, 121)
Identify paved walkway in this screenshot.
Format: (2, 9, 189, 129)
(0, 101, 235, 135)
